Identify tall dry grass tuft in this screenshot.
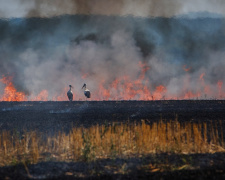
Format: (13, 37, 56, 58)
(0, 119, 224, 166)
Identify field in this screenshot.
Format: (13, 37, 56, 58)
(0, 100, 225, 179)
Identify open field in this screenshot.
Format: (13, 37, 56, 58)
(0, 100, 225, 179)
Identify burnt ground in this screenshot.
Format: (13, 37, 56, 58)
(0, 100, 225, 179)
(0, 100, 225, 133)
(1, 153, 225, 180)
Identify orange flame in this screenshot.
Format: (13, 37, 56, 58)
(183, 65, 191, 72)
(138, 61, 150, 79)
(0, 63, 224, 101)
(199, 73, 205, 81)
(217, 80, 223, 97)
(32, 90, 49, 101)
(0, 76, 27, 101)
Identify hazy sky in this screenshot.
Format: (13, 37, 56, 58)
(1, 0, 225, 18)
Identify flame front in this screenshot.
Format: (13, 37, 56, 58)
(0, 76, 27, 101)
(0, 62, 224, 101)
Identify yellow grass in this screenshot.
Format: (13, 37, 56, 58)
(0, 120, 224, 166)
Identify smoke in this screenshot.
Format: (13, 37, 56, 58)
(1, 0, 225, 18)
(0, 13, 225, 100)
(180, 0, 225, 17)
(121, 0, 182, 17)
(0, 0, 35, 18)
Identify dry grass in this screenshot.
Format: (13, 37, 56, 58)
(0, 119, 224, 166)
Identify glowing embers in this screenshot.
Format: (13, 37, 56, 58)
(0, 76, 27, 101)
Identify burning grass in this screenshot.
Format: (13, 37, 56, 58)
(0, 120, 224, 166)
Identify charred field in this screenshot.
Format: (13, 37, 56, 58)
(0, 100, 225, 179)
(0, 100, 225, 133)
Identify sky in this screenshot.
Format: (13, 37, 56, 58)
(0, 0, 225, 18)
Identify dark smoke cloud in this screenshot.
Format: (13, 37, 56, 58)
(0, 14, 225, 100)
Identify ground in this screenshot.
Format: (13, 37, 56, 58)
(1, 153, 225, 179)
(0, 100, 225, 179)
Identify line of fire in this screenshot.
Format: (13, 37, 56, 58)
(0, 61, 224, 101)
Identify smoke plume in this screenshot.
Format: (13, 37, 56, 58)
(1, 0, 225, 18)
(0, 1, 225, 100)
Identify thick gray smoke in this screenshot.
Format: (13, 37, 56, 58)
(0, 13, 225, 100)
(1, 0, 225, 18)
